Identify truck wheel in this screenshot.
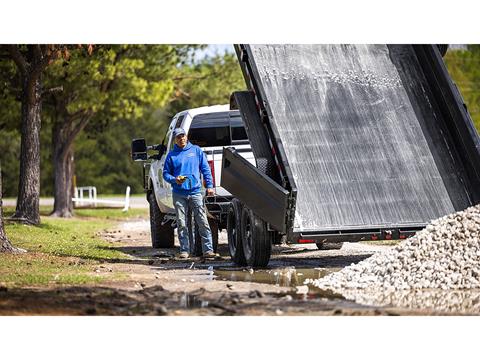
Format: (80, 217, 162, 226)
(148, 192, 174, 248)
(227, 199, 246, 265)
(316, 242, 343, 250)
(241, 207, 271, 268)
(191, 218, 218, 256)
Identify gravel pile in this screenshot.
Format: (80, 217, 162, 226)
(338, 289, 480, 314)
(306, 205, 480, 292)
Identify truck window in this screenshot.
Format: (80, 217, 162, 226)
(188, 111, 248, 147)
(175, 114, 186, 129)
(189, 112, 231, 147)
(230, 114, 248, 143)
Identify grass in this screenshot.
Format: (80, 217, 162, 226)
(0, 252, 102, 287)
(0, 206, 145, 287)
(75, 207, 148, 220)
(3, 193, 146, 201)
(2, 205, 148, 220)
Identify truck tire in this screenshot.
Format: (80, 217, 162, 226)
(227, 199, 247, 265)
(148, 191, 174, 248)
(191, 218, 219, 256)
(241, 206, 271, 268)
(316, 242, 343, 250)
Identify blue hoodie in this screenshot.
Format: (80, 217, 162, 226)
(163, 142, 214, 195)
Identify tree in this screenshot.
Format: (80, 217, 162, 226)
(0, 161, 21, 253)
(69, 51, 244, 197)
(44, 45, 200, 217)
(167, 52, 245, 115)
(0, 56, 22, 198)
(444, 45, 480, 132)
(1, 45, 64, 225)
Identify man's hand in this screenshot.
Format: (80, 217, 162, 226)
(206, 188, 215, 196)
(176, 176, 186, 185)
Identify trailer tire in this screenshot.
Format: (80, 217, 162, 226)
(227, 199, 247, 265)
(316, 242, 343, 250)
(148, 191, 174, 248)
(241, 207, 271, 268)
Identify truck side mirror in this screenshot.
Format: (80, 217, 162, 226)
(131, 138, 148, 161)
(157, 144, 167, 158)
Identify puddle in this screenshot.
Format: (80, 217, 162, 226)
(338, 288, 480, 314)
(179, 293, 209, 308)
(213, 267, 340, 295)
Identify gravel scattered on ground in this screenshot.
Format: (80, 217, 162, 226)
(306, 205, 480, 293)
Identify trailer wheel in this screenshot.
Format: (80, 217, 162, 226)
(148, 191, 174, 248)
(241, 207, 271, 268)
(316, 242, 343, 250)
(227, 199, 246, 265)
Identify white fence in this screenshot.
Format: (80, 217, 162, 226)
(72, 186, 130, 212)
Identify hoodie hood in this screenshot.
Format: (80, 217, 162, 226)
(173, 141, 192, 152)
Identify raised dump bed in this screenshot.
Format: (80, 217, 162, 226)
(221, 44, 480, 267)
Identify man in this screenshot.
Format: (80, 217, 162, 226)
(163, 128, 216, 259)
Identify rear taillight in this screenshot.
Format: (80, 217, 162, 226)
(298, 239, 315, 243)
(208, 160, 215, 187)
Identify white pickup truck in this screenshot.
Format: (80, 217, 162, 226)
(131, 104, 255, 255)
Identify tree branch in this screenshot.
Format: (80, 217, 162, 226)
(7, 45, 27, 75)
(58, 113, 92, 158)
(41, 86, 63, 100)
(172, 72, 219, 82)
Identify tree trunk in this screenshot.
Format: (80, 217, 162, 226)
(12, 75, 42, 225)
(51, 122, 74, 217)
(50, 112, 91, 218)
(0, 161, 21, 253)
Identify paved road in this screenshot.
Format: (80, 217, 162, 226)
(3, 196, 149, 209)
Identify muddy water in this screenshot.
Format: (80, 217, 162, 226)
(213, 267, 340, 295)
(213, 267, 480, 313)
(179, 293, 209, 308)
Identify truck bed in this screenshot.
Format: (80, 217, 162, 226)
(233, 45, 480, 235)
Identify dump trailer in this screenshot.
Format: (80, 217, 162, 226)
(221, 44, 480, 267)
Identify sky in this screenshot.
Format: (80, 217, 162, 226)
(194, 44, 234, 61)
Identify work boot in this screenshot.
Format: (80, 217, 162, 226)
(203, 251, 218, 259)
(177, 251, 189, 259)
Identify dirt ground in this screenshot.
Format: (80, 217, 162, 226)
(0, 220, 476, 315)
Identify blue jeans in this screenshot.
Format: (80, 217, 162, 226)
(172, 192, 213, 254)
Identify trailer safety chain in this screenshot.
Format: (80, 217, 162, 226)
(161, 214, 177, 227)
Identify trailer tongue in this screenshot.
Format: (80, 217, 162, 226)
(222, 45, 480, 267)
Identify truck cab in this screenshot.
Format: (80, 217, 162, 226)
(132, 104, 255, 254)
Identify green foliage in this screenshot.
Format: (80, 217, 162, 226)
(167, 52, 245, 115)
(0, 56, 22, 196)
(73, 51, 244, 195)
(46, 45, 198, 124)
(444, 45, 480, 132)
(75, 112, 168, 194)
(1, 47, 243, 197)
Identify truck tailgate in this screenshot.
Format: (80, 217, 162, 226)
(241, 45, 480, 233)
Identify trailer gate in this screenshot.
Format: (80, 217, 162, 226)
(235, 44, 479, 234)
